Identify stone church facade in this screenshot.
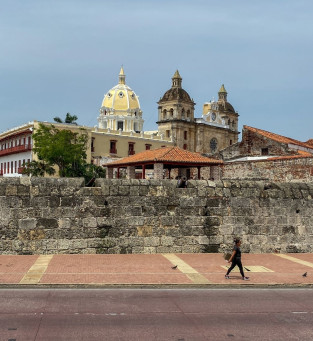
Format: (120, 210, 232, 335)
(157, 70, 239, 155)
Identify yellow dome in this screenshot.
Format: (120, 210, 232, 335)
(101, 67, 140, 112)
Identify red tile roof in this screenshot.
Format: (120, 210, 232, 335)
(244, 126, 313, 150)
(105, 146, 222, 167)
(306, 139, 313, 146)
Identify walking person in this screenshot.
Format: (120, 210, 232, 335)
(225, 238, 249, 280)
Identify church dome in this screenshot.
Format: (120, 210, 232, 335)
(101, 67, 141, 112)
(160, 87, 192, 102)
(159, 70, 194, 104)
(217, 84, 235, 113)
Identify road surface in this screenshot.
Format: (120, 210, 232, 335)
(1, 288, 313, 340)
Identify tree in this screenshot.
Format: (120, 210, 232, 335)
(53, 113, 78, 125)
(63, 162, 106, 186)
(32, 123, 88, 177)
(22, 160, 56, 177)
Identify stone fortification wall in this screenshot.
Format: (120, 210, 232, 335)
(0, 177, 313, 255)
(223, 157, 313, 182)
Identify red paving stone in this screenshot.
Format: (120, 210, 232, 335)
(0, 255, 39, 284)
(0, 253, 312, 286)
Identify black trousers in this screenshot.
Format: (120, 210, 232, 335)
(226, 258, 245, 277)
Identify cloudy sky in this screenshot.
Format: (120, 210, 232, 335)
(1, 0, 312, 141)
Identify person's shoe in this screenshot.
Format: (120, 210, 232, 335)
(242, 276, 249, 280)
(225, 275, 230, 279)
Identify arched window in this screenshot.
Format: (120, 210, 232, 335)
(187, 110, 191, 119)
(181, 108, 185, 119)
(170, 108, 174, 118)
(163, 109, 167, 120)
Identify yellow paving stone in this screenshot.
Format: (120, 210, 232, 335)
(221, 265, 274, 272)
(163, 254, 210, 284)
(19, 255, 54, 284)
(274, 254, 313, 268)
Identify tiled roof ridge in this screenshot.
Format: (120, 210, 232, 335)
(105, 146, 222, 166)
(243, 125, 312, 148)
(157, 146, 178, 160)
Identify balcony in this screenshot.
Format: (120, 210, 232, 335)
(0, 144, 32, 157)
(110, 148, 117, 154)
(128, 150, 135, 156)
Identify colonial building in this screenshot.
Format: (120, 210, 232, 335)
(157, 70, 239, 154)
(218, 125, 313, 182)
(217, 125, 313, 162)
(0, 67, 244, 178)
(0, 68, 172, 177)
(98, 67, 144, 133)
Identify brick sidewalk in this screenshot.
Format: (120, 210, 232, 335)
(0, 253, 312, 287)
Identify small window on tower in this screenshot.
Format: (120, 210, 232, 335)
(184, 131, 188, 140)
(166, 130, 170, 138)
(261, 148, 269, 156)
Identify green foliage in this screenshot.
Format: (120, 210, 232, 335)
(53, 117, 63, 123)
(53, 113, 78, 125)
(32, 123, 88, 177)
(64, 162, 106, 186)
(22, 160, 56, 177)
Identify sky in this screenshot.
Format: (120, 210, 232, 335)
(1, 0, 312, 141)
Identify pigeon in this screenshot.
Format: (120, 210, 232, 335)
(171, 265, 178, 270)
(302, 272, 307, 277)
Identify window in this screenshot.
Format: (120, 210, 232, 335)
(18, 160, 21, 168)
(170, 108, 174, 118)
(145, 144, 151, 150)
(117, 121, 123, 131)
(110, 140, 117, 154)
(261, 148, 269, 156)
(183, 144, 187, 150)
(184, 131, 188, 140)
(14, 161, 17, 173)
(210, 138, 218, 153)
(230, 140, 232, 145)
(163, 109, 167, 120)
(91, 137, 95, 152)
(128, 142, 135, 155)
(166, 130, 170, 138)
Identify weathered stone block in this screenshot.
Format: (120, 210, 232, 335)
(160, 236, 174, 246)
(82, 217, 97, 228)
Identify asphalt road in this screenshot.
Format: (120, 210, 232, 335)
(1, 288, 313, 341)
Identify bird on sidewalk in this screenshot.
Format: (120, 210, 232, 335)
(302, 272, 307, 277)
(171, 265, 178, 270)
